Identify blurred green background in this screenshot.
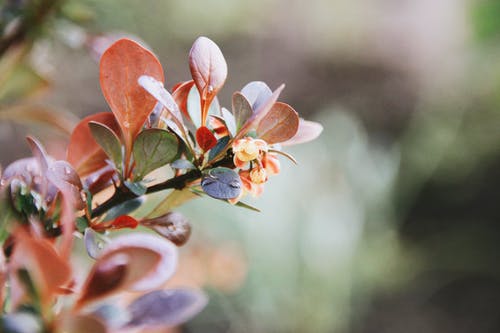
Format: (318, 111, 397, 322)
(1, 0, 500, 332)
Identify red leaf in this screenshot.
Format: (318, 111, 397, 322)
(172, 80, 195, 121)
(235, 84, 285, 141)
(75, 233, 177, 309)
(189, 37, 227, 126)
(67, 112, 120, 177)
(99, 39, 164, 159)
(111, 215, 139, 229)
(196, 126, 217, 152)
(257, 102, 299, 144)
(10, 229, 72, 308)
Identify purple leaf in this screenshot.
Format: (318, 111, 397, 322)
(201, 167, 241, 200)
(125, 288, 208, 329)
(240, 81, 272, 110)
(84, 228, 108, 259)
(142, 212, 192, 246)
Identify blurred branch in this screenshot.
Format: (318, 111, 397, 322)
(0, 0, 64, 57)
(0, 104, 79, 134)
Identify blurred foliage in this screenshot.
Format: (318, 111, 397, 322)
(1, 0, 500, 332)
(472, 0, 500, 41)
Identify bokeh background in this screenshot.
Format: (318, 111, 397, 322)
(1, 0, 500, 332)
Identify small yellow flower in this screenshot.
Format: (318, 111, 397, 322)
(250, 167, 267, 184)
(232, 137, 267, 167)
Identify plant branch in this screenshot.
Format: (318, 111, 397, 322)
(90, 169, 201, 218)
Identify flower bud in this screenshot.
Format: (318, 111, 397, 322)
(250, 167, 267, 184)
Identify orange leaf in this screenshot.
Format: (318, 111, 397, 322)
(257, 102, 299, 144)
(196, 126, 217, 152)
(99, 39, 164, 159)
(172, 80, 195, 121)
(189, 37, 227, 126)
(10, 230, 72, 308)
(67, 112, 121, 177)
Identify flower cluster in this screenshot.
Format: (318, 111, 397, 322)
(232, 138, 280, 198)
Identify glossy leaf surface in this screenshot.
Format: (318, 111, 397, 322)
(84, 228, 108, 260)
(132, 129, 179, 180)
(201, 167, 241, 199)
(196, 126, 217, 152)
(67, 112, 120, 177)
(257, 102, 299, 144)
(138, 75, 184, 128)
(172, 80, 195, 120)
(142, 212, 191, 246)
(236, 84, 285, 140)
(186, 84, 221, 128)
(240, 81, 272, 110)
(88, 121, 123, 171)
(208, 136, 230, 162)
(100, 39, 164, 153)
(189, 37, 227, 125)
(232, 92, 253, 129)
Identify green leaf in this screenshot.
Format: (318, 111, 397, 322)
(76, 216, 90, 233)
(124, 180, 147, 196)
(132, 129, 179, 180)
(234, 201, 261, 212)
(88, 121, 123, 172)
(103, 197, 144, 221)
(232, 92, 253, 130)
(201, 167, 241, 199)
(208, 136, 230, 162)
